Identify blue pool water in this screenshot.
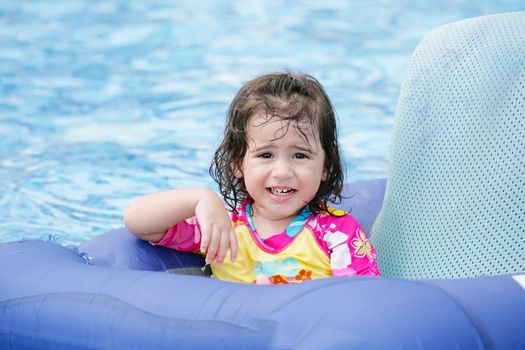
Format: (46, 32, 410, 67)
(1, 1, 524, 245)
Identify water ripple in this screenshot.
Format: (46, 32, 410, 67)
(1, 0, 524, 243)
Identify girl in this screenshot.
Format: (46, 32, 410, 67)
(125, 72, 380, 284)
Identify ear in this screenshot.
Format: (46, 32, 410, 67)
(231, 162, 244, 179)
(322, 167, 329, 182)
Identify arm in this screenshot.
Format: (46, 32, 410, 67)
(124, 188, 237, 265)
(322, 214, 381, 277)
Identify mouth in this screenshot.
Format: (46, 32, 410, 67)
(267, 187, 297, 196)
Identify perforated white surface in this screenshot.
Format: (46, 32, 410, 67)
(370, 12, 525, 279)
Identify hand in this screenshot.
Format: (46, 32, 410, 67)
(194, 191, 238, 266)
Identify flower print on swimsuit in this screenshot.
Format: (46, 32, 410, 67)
(322, 222, 353, 270)
(294, 269, 312, 282)
(253, 257, 305, 284)
(352, 229, 375, 260)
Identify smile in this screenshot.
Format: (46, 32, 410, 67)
(267, 187, 296, 196)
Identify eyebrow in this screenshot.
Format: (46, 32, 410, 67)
(250, 144, 315, 154)
(250, 144, 275, 153)
(294, 145, 314, 153)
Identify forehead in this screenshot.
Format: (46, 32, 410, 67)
(246, 114, 318, 141)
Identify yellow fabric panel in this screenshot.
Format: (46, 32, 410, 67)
(211, 223, 331, 284)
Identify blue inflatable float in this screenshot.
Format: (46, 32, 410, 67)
(1, 178, 524, 349)
(1, 12, 525, 350)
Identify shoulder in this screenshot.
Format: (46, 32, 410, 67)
(308, 207, 362, 232)
(306, 207, 367, 246)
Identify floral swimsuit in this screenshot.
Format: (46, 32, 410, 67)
(155, 202, 380, 284)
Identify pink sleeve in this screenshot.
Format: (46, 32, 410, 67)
(321, 214, 381, 277)
(153, 216, 201, 252)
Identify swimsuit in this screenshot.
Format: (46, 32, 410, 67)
(155, 202, 380, 284)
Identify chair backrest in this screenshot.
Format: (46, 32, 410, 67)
(370, 12, 525, 279)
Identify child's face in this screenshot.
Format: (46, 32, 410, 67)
(235, 114, 326, 221)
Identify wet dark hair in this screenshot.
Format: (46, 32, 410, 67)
(210, 72, 344, 214)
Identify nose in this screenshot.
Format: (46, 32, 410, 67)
(271, 158, 293, 179)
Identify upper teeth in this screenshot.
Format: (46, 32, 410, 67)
(271, 188, 293, 195)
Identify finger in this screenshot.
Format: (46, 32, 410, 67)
(216, 228, 230, 266)
(200, 224, 211, 254)
(194, 227, 201, 244)
(229, 229, 238, 263)
(205, 227, 220, 264)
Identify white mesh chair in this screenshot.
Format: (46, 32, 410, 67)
(370, 12, 525, 279)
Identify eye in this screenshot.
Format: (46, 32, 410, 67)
(258, 152, 272, 159)
(293, 152, 309, 159)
